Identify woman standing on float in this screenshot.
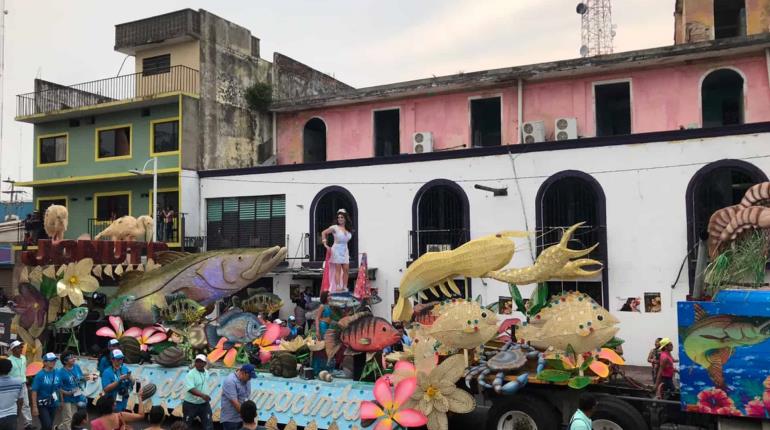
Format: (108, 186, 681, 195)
(320, 209, 353, 293)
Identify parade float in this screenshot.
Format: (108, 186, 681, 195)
(10, 200, 770, 430)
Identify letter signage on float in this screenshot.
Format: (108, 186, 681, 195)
(21, 240, 168, 266)
(77, 359, 373, 429)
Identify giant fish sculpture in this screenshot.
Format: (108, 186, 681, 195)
(117, 247, 287, 324)
(325, 312, 400, 358)
(428, 299, 498, 350)
(517, 291, 619, 354)
(682, 304, 770, 388)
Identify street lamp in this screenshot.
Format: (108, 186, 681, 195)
(129, 157, 158, 242)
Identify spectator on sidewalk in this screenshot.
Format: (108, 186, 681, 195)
(0, 358, 25, 430)
(647, 337, 662, 383)
(656, 337, 678, 399)
(183, 355, 213, 430)
(146, 406, 166, 430)
(30, 353, 61, 430)
(8, 341, 32, 430)
(89, 395, 144, 430)
(240, 400, 258, 430)
(220, 364, 256, 430)
(568, 393, 597, 430)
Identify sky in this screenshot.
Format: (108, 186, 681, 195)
(0, 0, 674, 200)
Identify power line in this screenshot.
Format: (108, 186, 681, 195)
(201, 153, 770, 186)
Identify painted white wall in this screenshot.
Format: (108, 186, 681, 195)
(181, 169, 201, 237)
(199, 132, 770, 365)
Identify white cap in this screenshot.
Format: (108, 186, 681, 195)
(111, 350, 125, 360)
(288, 315, 296, 321)
(194, 354, 208, 363)
(43, 352, 57, 362)
(273, 319, 283, 325)
(9, 340, 22, 350)
(108, 339, 120, 347)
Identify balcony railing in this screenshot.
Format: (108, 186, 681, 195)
(16, 65, 199, 117)
(408, 228, 470, 261)
(88, 213, 186, 244)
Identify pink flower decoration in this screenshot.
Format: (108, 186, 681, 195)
(133, 326, 168, 352)
(697, 388, 740, 415)
(360, 376, 428, 430)
(744, 398, 768, 418)
(253, 323, 283, 364)
(96, 316, 126, 339)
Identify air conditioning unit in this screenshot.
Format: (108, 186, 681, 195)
(554, 117, 578, 141)
(413, 132, 434, 153)
(522, 121, 545, 143)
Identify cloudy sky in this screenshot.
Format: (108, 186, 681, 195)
(0, 0, 673, 198)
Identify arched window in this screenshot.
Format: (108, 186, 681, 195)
(685, 160, 767, 291)
(303, 118, 326, 163)
(309, 186, 358, 266)
(410, 179, 472, 301)
(536, 171, 608, 307)
(411, 180, 470, 259)
(701, 69, 744, 128)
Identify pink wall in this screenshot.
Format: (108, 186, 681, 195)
(277, 54, 770, 164)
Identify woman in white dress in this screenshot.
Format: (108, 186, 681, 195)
(321, 209, 353, 293)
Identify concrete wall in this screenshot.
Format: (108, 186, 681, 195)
(675, 0, 770, 43)
(181, 95, 201, 171)
(198, 10, 274, 170)
(32, 103, 180, 181)
(201, 131, 770, 365)
(180, 169, 201, 237)
(276, 54, 770, 164)
(273, 53, 353, 101)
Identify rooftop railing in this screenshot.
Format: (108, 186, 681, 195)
(16, 65, 199, 117)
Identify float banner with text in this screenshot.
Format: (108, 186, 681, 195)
(79, 359, 374, 429)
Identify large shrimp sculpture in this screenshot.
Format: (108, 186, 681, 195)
(392, 223, 602, 322)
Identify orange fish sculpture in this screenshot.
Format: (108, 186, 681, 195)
(325, 312, 400, 358)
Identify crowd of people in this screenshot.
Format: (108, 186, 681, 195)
(0, 339, 261, 430)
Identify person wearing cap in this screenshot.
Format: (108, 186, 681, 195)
(0, 357, 25, 430)
(98, 339, 120, 376)
(8, 340, 32, 430)
(655, 337, 678, 399)
(101, 350, 133, 412)
(320, 209, 353, 293)
(287, 315, 299, 340)
(55, 352, 87, 430)
(220, 364, 256, 430)
(183, 355, 213, 430)
(30, 353, 61, 430)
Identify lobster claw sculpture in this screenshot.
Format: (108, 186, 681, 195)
(392, 222, 603, 322)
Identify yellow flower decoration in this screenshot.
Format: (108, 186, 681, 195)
(405, 354, 476, 430)
(279, 336, 308, 353)
(56, 259, 100, 306)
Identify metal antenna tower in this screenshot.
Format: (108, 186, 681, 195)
(576, 0, 616, 57)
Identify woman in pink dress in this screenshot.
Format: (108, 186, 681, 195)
(320, 209, 353, 293)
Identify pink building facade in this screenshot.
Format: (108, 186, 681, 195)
(275, 46, 770, 165)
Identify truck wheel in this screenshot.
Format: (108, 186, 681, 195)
(486, 395, 559, 430)
(592, 397, 647, 430)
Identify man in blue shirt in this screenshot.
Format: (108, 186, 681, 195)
(98, 339, 120, 376)
(0, 358, 25, 430)
(101, 350, 133, 412)
(220, 364, 256, 430)
(57, 352, 87, 429)
(30, 353, 61, 430)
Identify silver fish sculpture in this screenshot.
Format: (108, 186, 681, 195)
(328, 292, 362, 309)
(55, 307, 89, 329)
(104, 295, 136, 317)
(205, 310, 266, 345)
(152, 293, 207, 324)
(117, 247, 288, 324)
(233, 289, 283, 315)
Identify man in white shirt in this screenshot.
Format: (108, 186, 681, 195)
(8, 341, 31, 430)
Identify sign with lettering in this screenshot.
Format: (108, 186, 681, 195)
(21, 239, 168, 266)
(78, 359, 373, 429)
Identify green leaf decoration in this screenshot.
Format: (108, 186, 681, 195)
(567, 376, 593, 390)
(580, 355, 594, 371)
(486, 302, 500, 312)
(40, 276, 58, 299)
(537, 369, 572, 383)
(509, 284, 525, 313)
(603, 337, 625, 349)
(545, 358, 567, 371)
(565, 344, 578, 364)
